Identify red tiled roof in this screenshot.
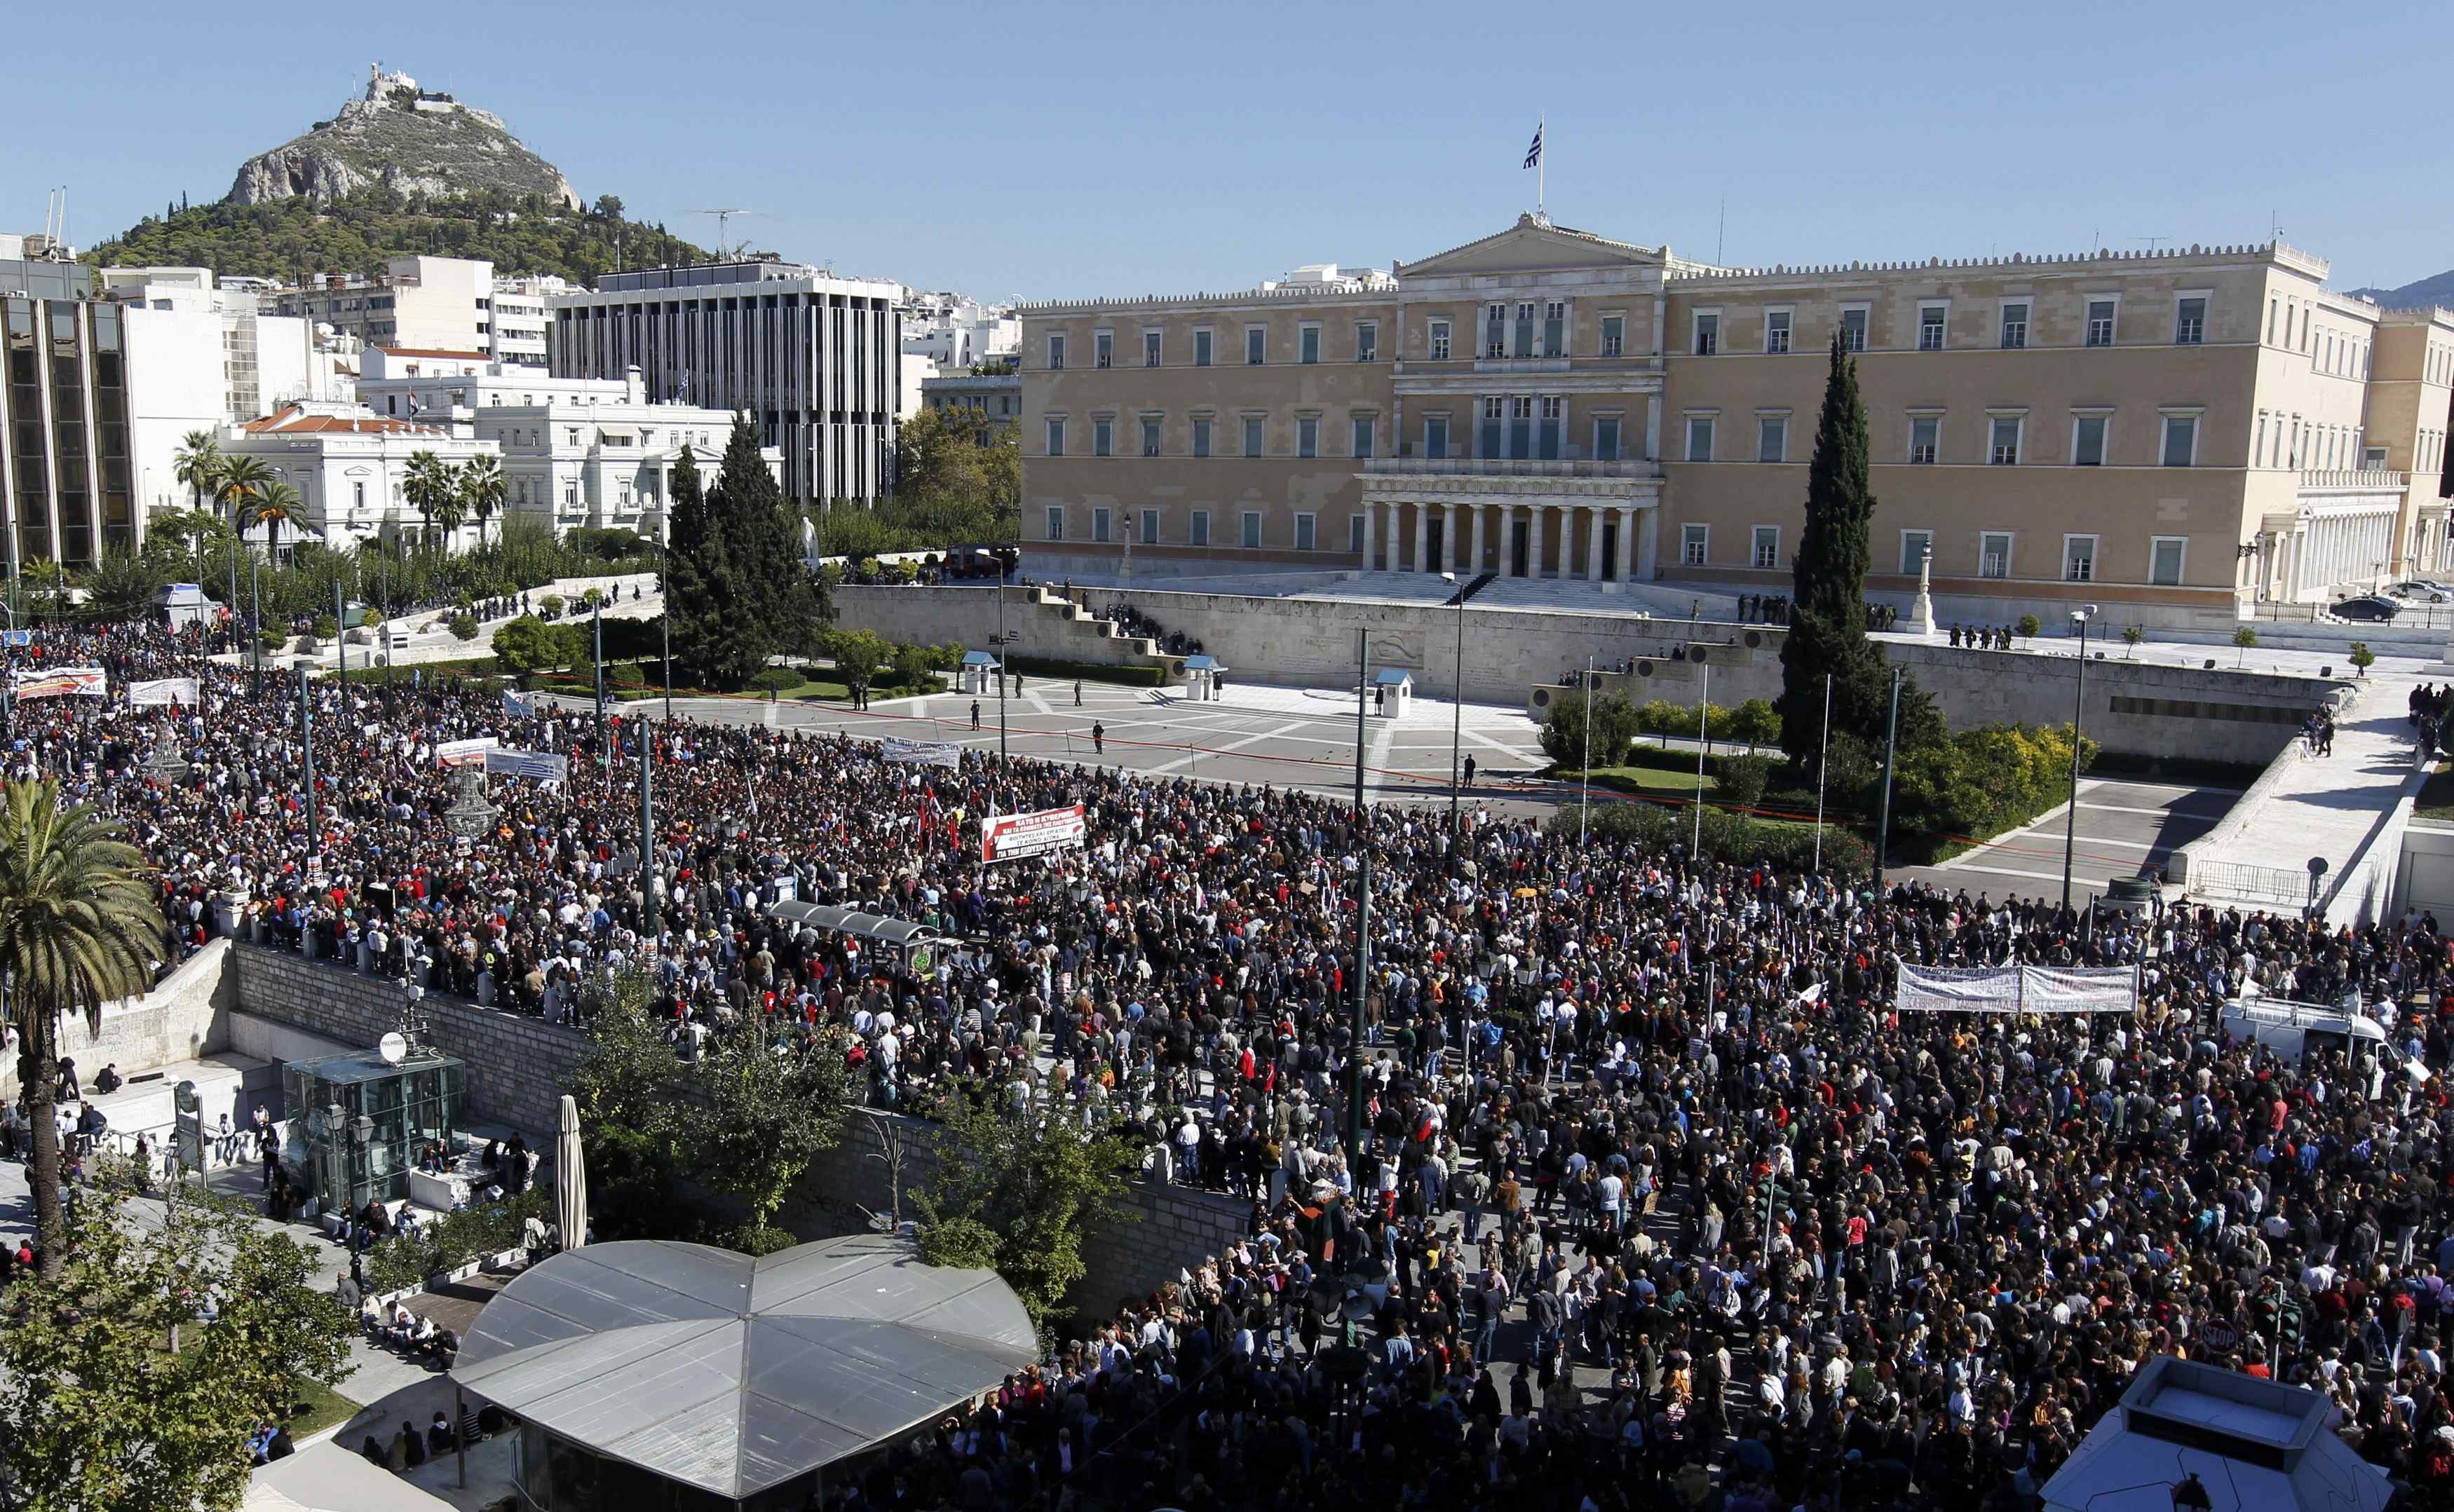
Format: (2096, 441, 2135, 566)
(377, 346, 489, 359)
(243, 404, 443, 436)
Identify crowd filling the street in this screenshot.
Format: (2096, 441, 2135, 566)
(11, 612, 2454, 1512)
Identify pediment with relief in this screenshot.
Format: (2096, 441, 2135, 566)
(1398, 214, 1663, 279)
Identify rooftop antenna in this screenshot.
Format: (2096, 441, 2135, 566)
(2135, 236, 2173, 253)
(1716, 198, 1726, 265)
(693, 208, 764, 261)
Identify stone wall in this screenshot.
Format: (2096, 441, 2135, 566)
(0, 939, 236, 1101)
(834, 585, 1172, 674)
(228, 948, 589, 1135)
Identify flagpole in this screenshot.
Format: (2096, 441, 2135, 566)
(1538, 115, 1546, 217)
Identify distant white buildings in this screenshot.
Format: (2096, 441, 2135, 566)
(222, 402, 495, 554)
(273, 254, 561, 369)
(899, 292, 1019, 372)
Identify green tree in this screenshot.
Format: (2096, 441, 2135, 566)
(2233, 625, 2258, 667)
(79, 546, 168, 620)
(142, 508, 232, 588)
(491, 613, 571, 672)
(1777, 332, 1894, 765)
(170, 430, 221, 515)
(0, 781, 170, 1272)
(458, 454, 506, 547)
(716, 414, 832, 666)
(212, 455, 274, 559)
(2122, 625, 2145, 658)
(914, 1075, 1139, 1326)
(2349, 641, 2375, 676)
(1538, 686, 1640, 770)
(241, 479, 302, 565)
(0, 1160, 355, 1512)
(402, 451, 458, 553)
(663, 444, 741, 689)
(826, 629, 893, 702)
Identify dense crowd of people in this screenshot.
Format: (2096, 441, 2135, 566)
(9, 611, 2454, 1512)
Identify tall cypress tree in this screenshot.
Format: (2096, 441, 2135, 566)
(700, 415, 832, 687)
(1777, 333, 1894, 765)
(664, 443, 745, 690)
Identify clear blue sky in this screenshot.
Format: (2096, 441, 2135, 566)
(14, 0, 2450, 301)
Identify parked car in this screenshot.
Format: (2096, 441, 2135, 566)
(2331, 594, 2402, 621)
(2386, 581, 2449, 603)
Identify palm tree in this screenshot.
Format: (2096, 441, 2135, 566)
(212, 455, 274, 548)
(402, 451, 456, 554)
(172, 430, 222, 514)
(457, 455, 506, 549)
(0, 779, 168, 1273)
(243, 480, 302, 566)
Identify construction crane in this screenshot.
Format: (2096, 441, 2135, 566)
(693, 208, 765, 261)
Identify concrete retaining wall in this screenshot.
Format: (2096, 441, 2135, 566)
(0, 938, 236, 1101)
(834, 585, 1172, 674)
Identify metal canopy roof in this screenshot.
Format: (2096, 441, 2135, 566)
(1183, 655, 1227, 671)
(453, 1236, 1036, 1500)
(766, 900, 937, 948)
(2040, 1356, 2391, 1512)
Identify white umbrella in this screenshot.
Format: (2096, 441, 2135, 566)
(555, 1094, 587, 1251)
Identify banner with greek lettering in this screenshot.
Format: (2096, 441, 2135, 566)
(484, 747, 569, 783)
(13, 666, 106, 700)
(882, 738, 961, 770)
(128, 676, 200, 707)
(1896, 962, 2136, 1014)
(981, 803, 1087, 863)
(434, 737, 499, 768)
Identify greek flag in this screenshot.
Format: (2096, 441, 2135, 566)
(503, 688, 534, 718)
(1523, 124, 1543, 170)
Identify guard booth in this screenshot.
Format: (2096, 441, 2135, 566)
(767, 900, 945, 978)
(154, 583, 211, 629)
(1184, 654, 1230, 701)
(281, 1044, 468, 1213)
(958, 649, 1001, 695)
(1371, 667, 1415, 720)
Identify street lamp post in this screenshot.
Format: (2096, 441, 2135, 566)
(640, 531, 671, 721)
(297, 664, 316, 841)
(591, 597, 606, 774)
(2061, 604, 2098, 911)
(1348, 626, 1371, 1181)
(994, 582, 1010, 771)
(250, 554, 264, 697)
(1442, 572, 1465, 829)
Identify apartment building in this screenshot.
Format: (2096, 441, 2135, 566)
(1019, 214, 2454, 620)
(548, 259, 900, 510)
(278, 255, 506, 360)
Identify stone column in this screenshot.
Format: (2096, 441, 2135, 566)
(1444, 503, 1461, 573)
(1638, 510, 1660, 580)
(1586, 507, 1606, 582)
(1617, 508, 1637, 581)
(1362, 502, 1378, 573)
(1383, 503, 1402, 572)
(1469, 505, 1487, 576)
(1528, 505, 1546, 579)
(1414, 503, 1430, 574)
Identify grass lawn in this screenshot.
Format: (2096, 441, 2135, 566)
(282, 1374, 358, 1440)
(2419, 763, 2454, 822)
(1556, 765, 1715, 796)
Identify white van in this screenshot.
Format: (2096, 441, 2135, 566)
(2221, 995, 2426, 1097)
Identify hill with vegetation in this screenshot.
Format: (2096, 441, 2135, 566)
(83, 186, 711, 286)
(2352, 268, 2454, 311)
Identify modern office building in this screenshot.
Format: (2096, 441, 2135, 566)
(355, 346, 775, 540)
(1018, 214, 2454, 622)
(2, 240, 134, 568)
(548, 259, 901, 510)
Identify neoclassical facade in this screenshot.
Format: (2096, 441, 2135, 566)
(1019, 216, 2454, 619)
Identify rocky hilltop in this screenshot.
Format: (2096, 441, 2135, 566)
(227, 66, 579, 210)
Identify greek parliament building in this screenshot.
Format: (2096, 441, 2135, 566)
(1017, 214, 2454, 622)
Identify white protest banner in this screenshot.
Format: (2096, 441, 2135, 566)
(981, 803, 1087, 864)
(502, 689, 535, 718)
(434, 737, 499, 768)
(128, 676, 201, 707)
(13, 667, 106, 701)
(485, 747, 570, 783)
(1896, 962, 2136, 1014)
(882, 737, 962, 770)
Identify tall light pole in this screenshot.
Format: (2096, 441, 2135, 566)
(1692, 661, 1709, 856)
(641, 530, 670, 721)
(994, 581, 1010, 771)
(298, 664, 317, 843)
(1812, 673, 1831, 871)
(638, 721, 658, 938)
(1348, 626, 1371, 1182)
(1441, 571, 1496, 831)
(1578, 658, 1596, 847)
(2061, 604, 2097, 911)
(1873, 665, 1901, 892)
(591, 596, 606, 775)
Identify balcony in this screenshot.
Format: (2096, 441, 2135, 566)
(2299, 469, 2408, 491)
(1363, 456, 1660, 479)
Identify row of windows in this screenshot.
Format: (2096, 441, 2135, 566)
(1677, 409, 2203, 468)
(1683, 523, 2190, 586)
(1050, 322, 1382, 372)
(2251, 411, 2368, 472)
(1044, 504, 1331, 553)
(2266, 295, 2369, 376)
(1688, 295, 2208, 357)
(1044, 308, 1639, 370)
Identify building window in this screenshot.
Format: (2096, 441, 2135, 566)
(1045, 505, 1065, 540)
(354, 482, 367, 510)
(1999, 303, 2028, 349)
(1509, 397, 1533, 460)
(1141, 416, 1162, 457)
(2175, 297, 2206, 345)
(1046, 418, 1066, 457)
(1681, 524, 1709, 566)
(1909, 416, 1939, 465)
(1480, 398, 1503, 458)
(1297, 418, 1319, 458)
(1244, 416, 1266, 457)
(1981, 531, 2013, 579)
(2063, 536, 2097, 582)
(1195, 328, 1214, 367)
(1092, 507, 1111, 543)
(2085, 299, 2116, 348)
(1048, 334, 1066, 370)
(1295, 512, 1317, 551)
(1299, 325, 1321, 365)
(1600, 315, 1624, 357)
(1484, 304, 1507, 358)
(1094, 331, 1113, 369)
(1093, 418, 1113, 457)
(2073, 415, 2108, 467)
(1538, 397, 1564, 460)
(1758, 416, 1787, 463)
(2162, 414, 2199, 468)
(1246, 327, 1266, 365)
(1144, 330, 1161, 368)
(2266, 298, 2279, 345)
(1686, 416, 1715, 461)
(1429, 320, 1451, 360)
(1752, 526, 1780, 569)
(1192, 418, 1212, 457)
(1355, 322, 1378, 362)
(1900, 529, 1932, 574)
(1141, 508, 1160, 544)
(1514, 303, 1536, 357)
(1190, 510, 1210, 546)
(1425, 415, 1449, 460)
(2150, 536, 2186, 586)
(1351, 416, 1374, 458)
(1543, 301, 1566, 357)
(1594, 418, 1622, 462)
(1989, 416, 2021, 465)
(1350, 514, 1365, 553)
(1241, 511, 1262, 549)
(1919, 304, 1947, 350)
(1765, 309, 1792, 355)
(1693, 312, 1720, 356)
(1840, 307, 1868, 353)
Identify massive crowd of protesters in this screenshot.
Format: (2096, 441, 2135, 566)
(10, 610, 2454, 1512)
